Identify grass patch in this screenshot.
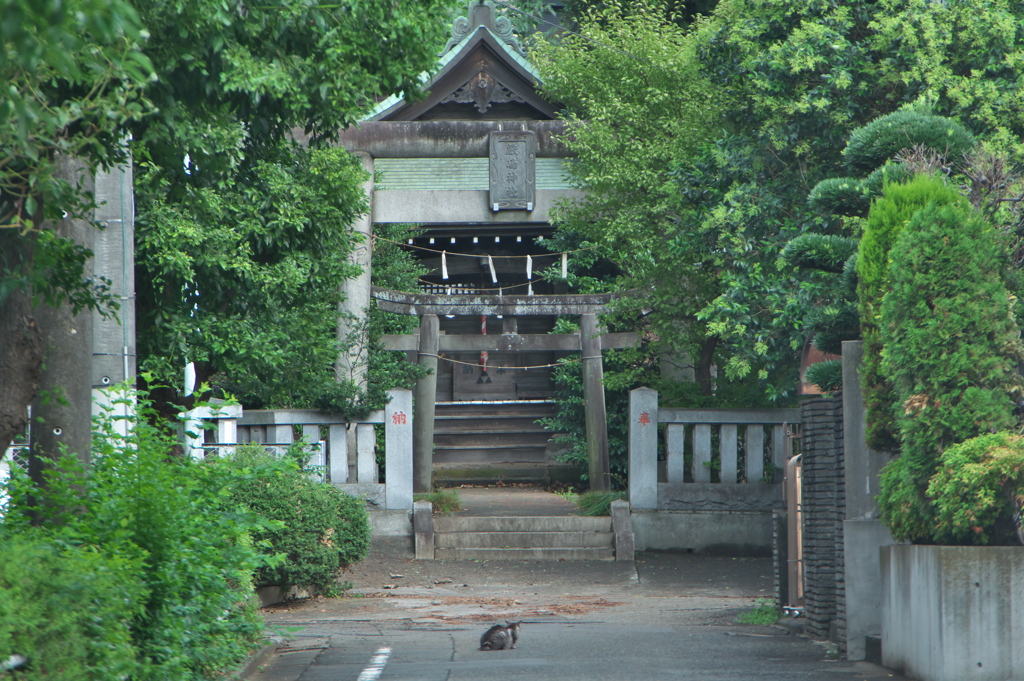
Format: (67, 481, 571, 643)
(413, 488, 463, 515)
(736, 598, 780, 625)
(574, 490, 627, 516)
(552, 485, 579, 503)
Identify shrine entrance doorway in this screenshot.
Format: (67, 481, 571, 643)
(375, 288, 637, 493)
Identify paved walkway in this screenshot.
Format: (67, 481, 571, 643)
(246, 538, 906, 680)
(241, 488, 907, 680)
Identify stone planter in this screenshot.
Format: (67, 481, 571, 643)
(881, 545, 1024, 681)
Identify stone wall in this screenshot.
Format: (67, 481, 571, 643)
(799, 394, 846, 648)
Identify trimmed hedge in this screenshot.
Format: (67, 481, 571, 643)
(807, 176, 871, 216)
(877, 201, 1022, 542)
(856, 174, 969, 451)
(843, 108, 976, 174)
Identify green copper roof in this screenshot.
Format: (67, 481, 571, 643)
(363, 22, 541, 121)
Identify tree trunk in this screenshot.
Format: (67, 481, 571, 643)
(695, 336, 719, 397)
(0, 231, 43, 455)
(28, 156, 95, 520)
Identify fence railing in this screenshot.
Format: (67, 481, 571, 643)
(184, 389, 414, 510)
(628, 387, 799, 511)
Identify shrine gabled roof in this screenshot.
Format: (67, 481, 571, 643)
(364, 6, 555, 122)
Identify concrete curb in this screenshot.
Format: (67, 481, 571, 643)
(234, 642, 279, 680)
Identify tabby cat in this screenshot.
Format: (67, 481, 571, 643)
(479, 621, 521, 650)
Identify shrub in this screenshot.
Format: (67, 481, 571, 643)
(877, 201, 1022, 543)
(1, 389, 267, 680)
(856, 174, 969, 451)
(928, 432, 1024, 546)
(843, 108, 976, 174)
(0, 536, 145, 681)
(227, 445, 370, 589)
(804, 302, 859, 356)
(780, 234, 857, 274)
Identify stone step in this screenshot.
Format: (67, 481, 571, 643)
(435, 530, 613, 549)
(433, 546, 614, 561)
(433, 431, 553, 446)
(435, 515, 611, 533)
(434, 417, 552, 433)
(434, 401, 556, 418)
(432, 463, 578, 486)
(433, 446, 548, 464)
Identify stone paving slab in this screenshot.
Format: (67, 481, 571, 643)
(446, 485, 579, 516)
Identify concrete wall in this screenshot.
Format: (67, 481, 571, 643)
(882, 545, 1024, 681)
(842, 340, 897, 660)
(368, 510, 413, 537)
(631, 510, 774, 556)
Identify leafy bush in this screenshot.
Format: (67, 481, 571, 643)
(843, 107, 976, 174)
(1, 389, 268, 680)
(804, 302, 859, 356)
(540, 319, 638, 489)
(0, 536, 145, 681)
(227, 445, 370, 589)
(928, 432, 1024, 546)
(856, 174, 969, 451)
(877, 201, 1022, 543)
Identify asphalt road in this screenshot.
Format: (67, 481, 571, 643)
(247, 539, 906, 681)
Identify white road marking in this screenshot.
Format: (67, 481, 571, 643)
(356, 646, 392, 681)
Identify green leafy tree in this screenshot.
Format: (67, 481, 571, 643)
(876, 198, 1022, 543)
(135, 144, 366, 408)
(126, 0, 456, 410)
(0, 0, 152, 453)
(2, 0, 461, 447)
(532, 2, 725, 395)
(686, 0, 1024, 393)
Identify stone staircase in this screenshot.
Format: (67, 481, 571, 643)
(413, 493, 634, 561)
(431, 515, 615, 560)
(431, 400, 578, 486)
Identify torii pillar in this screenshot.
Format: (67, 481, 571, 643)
(335, 152, 374, 483)
(582, 313, 610, 491)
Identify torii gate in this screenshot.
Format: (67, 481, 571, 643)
(327, 2, 641, 492)
(375, 286, 637, 492)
